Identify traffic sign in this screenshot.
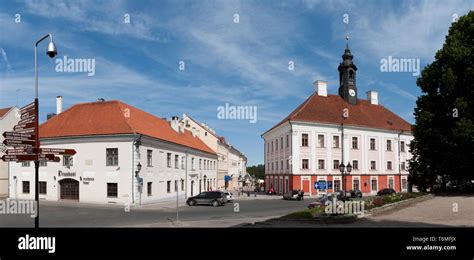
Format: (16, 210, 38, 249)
(35, 148, 76, 155)
(1, 154, 36, 162)
(3, 139, 36, 147)
(13, 122, 35, 132)
(5, 147, 34, 155)
(18, 116, 35, 125)
(13, 128, 35, 134)
(20, 110, 35, 119)
(3, 131, 35, 141)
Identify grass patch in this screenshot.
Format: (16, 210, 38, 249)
(283, 206, 325, 219)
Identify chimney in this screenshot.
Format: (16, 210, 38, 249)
(170, 116, 179, 132)
(56, 96, 63, 114)
(367, 91, 378, 105)
(314, 80, 327, 97)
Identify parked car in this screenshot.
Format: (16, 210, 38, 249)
(283, 190, 302, 200)
(377, 188, 396, 196)
(350, 189, 363, 198)
(223, 191, 234, 202)
(307, 195, 330, 208)
(267, 187, 277, 195)
(186, 191, 226, 207)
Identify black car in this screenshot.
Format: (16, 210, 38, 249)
(350, 189, 363, 198)
(186, 191, 226, 207)
(377, 188, 396, 196)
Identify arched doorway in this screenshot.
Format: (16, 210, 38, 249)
(59, 178, 79, 201)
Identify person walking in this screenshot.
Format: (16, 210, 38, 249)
(300, 190, 305, 201)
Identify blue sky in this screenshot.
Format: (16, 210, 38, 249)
(0, 0, 472, 165)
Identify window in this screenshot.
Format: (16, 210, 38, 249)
(175, 155, 179, 168)
(371, 179, 378, 191)
(353, 179, 360, 190)
(167, 181, 171, 193)
(332, 136, 340, 148)
(271, 141, 273, 151)
(167, 153, 172, 168)
(106, 148, 118, 166)
(352, 160, 359, 170)
(286, 159, 289, 169)
(191, 158, 195, 170)
(63, 155, 73, 167)
(402, 178, 408, 190)
(352, 137, 358, 149)
(280, 161, 283, 171)
(387, 161, 393, 170)
(107, 183, 118, 197)
(22, 181, 30, 194)
(318, 159, 325, 170)
(275, 139, 278, 150)
(301, 134, 309, 147)
(147, 182, 152, 196)
(175, 180, 178, 192)
(181, 179, 185, 191)
(370, 138, 376, 150)
(276, 161, 278, 170)
(317, 134, 324, 148)
(21, 161, 30, 167)
(388, 177, 394, 189)
(387, 140, 392, 151)
(400, 141, 405, 152)
(333, 160, 340, 170)
(39, 181, 47, 195)
(280, 137, 283, 149)
(302, 159, 309, 169)
(199, 159, 202, 170)
(334, 180, 341, 192)
(286, 135, 289, 147)
(39, 161, 47, 167)
(181, 156, 185, 169)
(370, 161, 377, 170)
(271, 162, 274, 171)
(401, 161, 406, 171)
(147, 150, 153, 167)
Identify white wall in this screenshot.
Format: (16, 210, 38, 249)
(0, 107, 20, 197)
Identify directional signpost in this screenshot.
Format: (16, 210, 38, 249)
(1, 97, 75, 228)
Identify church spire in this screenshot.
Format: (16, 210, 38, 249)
(338, 34, 358, 105)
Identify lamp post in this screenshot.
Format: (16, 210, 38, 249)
(34, 33, 57, 228)
(338, 162, 352, 197)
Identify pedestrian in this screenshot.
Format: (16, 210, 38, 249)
(301, 190, 305, 201)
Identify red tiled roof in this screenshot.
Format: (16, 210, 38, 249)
(39, 100, 216, 155)
(0, 107, 12, 118)
(265, 94, 412, 134)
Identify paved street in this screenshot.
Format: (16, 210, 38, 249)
(0, 194, 312, 227)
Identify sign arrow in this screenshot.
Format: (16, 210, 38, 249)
(20, 102, 35, 113)
(20, 110, 35, 120)
(35, 148, 76, 155)
(18, 116, 35, 125)
(1, 154, 36, 162)
(13, 122, 35, 132)
(3, 131, 35, 141)
(3, 139, 36, 147)
(39, 155, 60, 162)
(5, 147, 34, 155)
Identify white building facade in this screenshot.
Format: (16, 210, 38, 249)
(0, 106, 20, 197)
(262, 46, 413, 196)
(9, 100, 217, 205)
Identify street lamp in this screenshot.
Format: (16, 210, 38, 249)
(34, 33, 57, 229)
(339, 162, 352, 196)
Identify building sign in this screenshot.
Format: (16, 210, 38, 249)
(315, 181, 327, 190)
(82, 177, 95, 184)
(58, 170, 76, 177)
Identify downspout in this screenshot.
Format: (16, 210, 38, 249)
(398, 131, 403, 192)
(185, 150, 188, 199)
(131, 138, 135, 205)
(341, 123, 344, 192)
(289, 120, 293, 193)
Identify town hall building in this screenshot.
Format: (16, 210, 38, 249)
(262, 44, 413, 197)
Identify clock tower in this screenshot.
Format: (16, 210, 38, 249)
(338, 40, 358, 105)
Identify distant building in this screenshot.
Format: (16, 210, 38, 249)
(262, 45, 413, 196)
(181, 114, 247, 191)
(0, 106, 20, 197)
(9, 98, 217, 204)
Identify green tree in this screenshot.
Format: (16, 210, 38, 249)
(247, 164, 265, 180)
(409, 11, 474, 191)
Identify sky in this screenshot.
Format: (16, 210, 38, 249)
(0, 0, 472, 165)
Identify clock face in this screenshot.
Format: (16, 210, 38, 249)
(349, 89, 356, 97)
